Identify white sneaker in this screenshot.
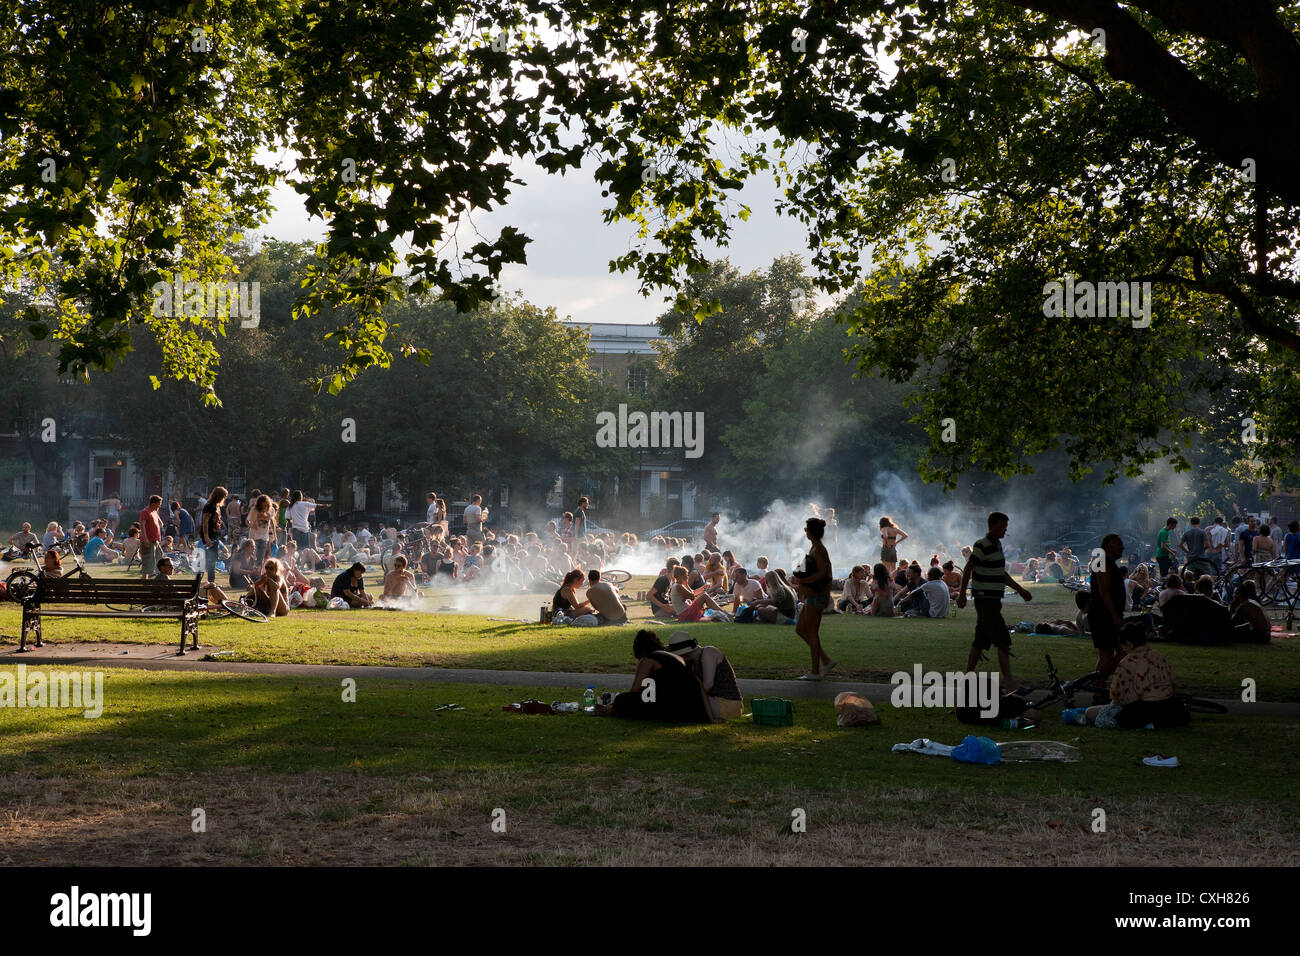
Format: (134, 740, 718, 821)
(1142, 754, 1180, 767)
(797, 672, 822, 682)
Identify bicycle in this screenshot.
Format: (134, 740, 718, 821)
(1026, 654, 1109, 711)
(124, 594, 267, 623)
(1030, 654, 1228, 716)
(6, 539, 98, 604)
(603, 568, 632, 586)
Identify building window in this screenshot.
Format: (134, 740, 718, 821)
(626, 365, 648, 393)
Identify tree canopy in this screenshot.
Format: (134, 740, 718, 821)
(2, 1, 1298, 488)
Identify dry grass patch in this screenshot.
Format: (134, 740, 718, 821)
(0, 770, 1293, 867)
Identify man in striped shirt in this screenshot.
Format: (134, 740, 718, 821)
(957, 512, 1033, 686)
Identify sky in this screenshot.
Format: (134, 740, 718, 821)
(255, 152, 823, 326)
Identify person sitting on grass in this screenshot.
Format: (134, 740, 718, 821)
(894, 562, 927, 615)
(462, 542, 485, 582)
(1064, 623, 1187, 729)
(1153, 573, 1233, 645)
(1157, 573, 1183, 607)
(649, 558, 680, 619)
(250, 559, 291, 617)
(730, 566, 765, 620)
(750, 569, 796, 624)
(227, 540, 258, 590)
(331, 562, 374, 608)
(918, 566, 951, 618)
(837, 565, 871, 614)
(585, 568, 628, 625)
(552, 569, 598, 625)
(1074, 590, 1091, 635)
(670, 565, 733, 622)
(666, 632, 744, 720)
(702, 552, 729, 593)
(380, 554, 423, 604)
(1229, 580, 1272, 643)
(82, 528, 120, 563)
(869, 562, 896, 616)
(594, 629, 713, 723)
(753, 555, 770, 592)
(942, 559, 962, 597)
(150, 555, 173, 582)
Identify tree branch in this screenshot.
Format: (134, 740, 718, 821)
(1012, 0, 1300, 204)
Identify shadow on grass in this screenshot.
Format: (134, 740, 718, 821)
(1, 668, 1297, 811)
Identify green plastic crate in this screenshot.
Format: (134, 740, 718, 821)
(751, 697, 794, 726)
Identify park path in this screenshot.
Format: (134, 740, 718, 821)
(2, 641, 1295, 714)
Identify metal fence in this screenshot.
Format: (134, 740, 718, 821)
(0, 493, 70, 528)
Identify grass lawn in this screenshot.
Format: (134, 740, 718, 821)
(1, 667, 1296, 865)
(2, 574, 1296, 700)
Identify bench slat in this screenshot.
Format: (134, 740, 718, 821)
(40, 609, 189, 618)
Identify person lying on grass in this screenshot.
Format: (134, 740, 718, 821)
(331, 562, 374, 608)
(380, 554, 423, 605)
(594, 629, 713, 723)
(1064, 623, 1187, 729)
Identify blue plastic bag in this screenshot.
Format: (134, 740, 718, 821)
(951, 734, 1001, 765)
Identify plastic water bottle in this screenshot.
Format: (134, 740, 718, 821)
(999, 718, 1022, 729)
(583, 686, 596, 713)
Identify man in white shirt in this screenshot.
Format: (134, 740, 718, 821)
(1206, 516, 1230, 573)
(356, 524, 372, 547)
(730, 567, 764, 612)
(426, 492, 439, 525)
(464, 494, 486, 543)
(287, 491, 317, 549)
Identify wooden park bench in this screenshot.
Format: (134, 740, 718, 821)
(15, 571, 207, 655)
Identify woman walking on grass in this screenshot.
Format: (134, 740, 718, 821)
(792, 517, 836, 681)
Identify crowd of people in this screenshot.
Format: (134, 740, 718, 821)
(3, 490, 1279, 730)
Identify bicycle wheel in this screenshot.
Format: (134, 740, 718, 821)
(604, 569, 632, 585)
(201, 603, 232, 619)
(221, 599, 268, 622)
(1183, 696, 1228, 715)
(5, 569, 38, 604)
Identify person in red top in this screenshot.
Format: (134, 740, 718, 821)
(138, 495, 165, 578)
